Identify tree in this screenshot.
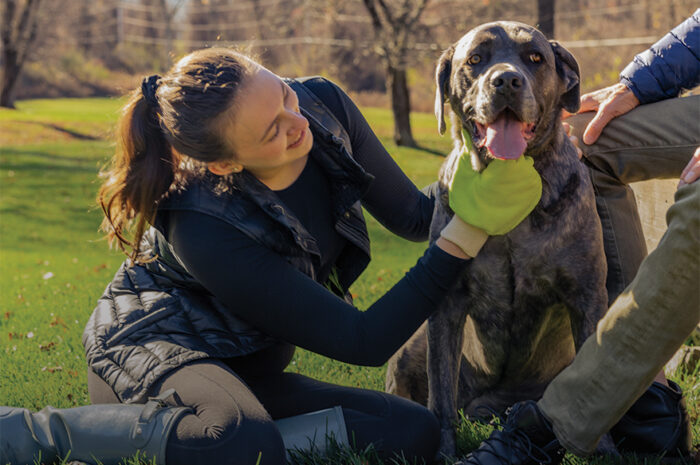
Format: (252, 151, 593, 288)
(154, 0, 186, 68)
(537, 0, 555, 39)
(1, 0, 42, 108)
(361, 0, 430, 147)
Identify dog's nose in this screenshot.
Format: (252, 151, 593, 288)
(491, 71, 523, 91)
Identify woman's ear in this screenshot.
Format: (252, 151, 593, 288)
(207, 160, 243, 176)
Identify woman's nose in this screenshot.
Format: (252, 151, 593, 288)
(286, 110, 308, 132)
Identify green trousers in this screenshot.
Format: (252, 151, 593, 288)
(538, 95, 700, 455)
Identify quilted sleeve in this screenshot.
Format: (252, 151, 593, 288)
(620, 9, 699, 104)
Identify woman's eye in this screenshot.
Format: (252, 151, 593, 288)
(529, 53, 543, 63)
(467, 54, 481, 65)
(268, 124, 279, 142)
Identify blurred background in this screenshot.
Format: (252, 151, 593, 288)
(2, 0, 697, 144)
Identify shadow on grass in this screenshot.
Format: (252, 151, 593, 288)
(1, 153, 101, 172)
(12, 120, 102, 141)
(413, 143, 447, 157)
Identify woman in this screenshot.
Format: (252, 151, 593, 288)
(1, 48, 541, 465)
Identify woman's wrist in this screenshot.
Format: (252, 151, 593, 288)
(437, 216, 488, 259)
(436, 236, 472, 259)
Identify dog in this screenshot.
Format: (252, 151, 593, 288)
(385, 21, 609, 457)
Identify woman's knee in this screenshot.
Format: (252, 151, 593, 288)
(167, 410, 286, 465)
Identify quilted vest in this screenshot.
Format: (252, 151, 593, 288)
(82, 78, 375, 403)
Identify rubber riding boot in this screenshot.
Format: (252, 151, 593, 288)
(457, 401, 565, 465)
(610, 380, 692, 460)
(0, 388, 190, 465)
(275, 406, 349, 458)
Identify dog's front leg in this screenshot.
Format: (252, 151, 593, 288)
(427, 299, 468, 460)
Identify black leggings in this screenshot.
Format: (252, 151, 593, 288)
(87, 343, 439, 465)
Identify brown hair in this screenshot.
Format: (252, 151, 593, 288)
(98, 48, 256, 262)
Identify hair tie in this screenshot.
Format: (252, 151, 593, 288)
(141, 74, 161, 107)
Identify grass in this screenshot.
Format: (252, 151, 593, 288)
(0, 98, 698, 464)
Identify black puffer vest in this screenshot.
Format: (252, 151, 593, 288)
(82, 78, 375, 404)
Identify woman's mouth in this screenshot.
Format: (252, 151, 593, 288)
(287, 128, 307, 149)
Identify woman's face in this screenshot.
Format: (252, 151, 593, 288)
(216, 65, 314, 190)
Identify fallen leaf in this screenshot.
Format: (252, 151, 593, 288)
(49, 315, 68, 329)
(3, 312, 11, 320)
(39, 342, 56, 351)
(41, 366, 63, 373)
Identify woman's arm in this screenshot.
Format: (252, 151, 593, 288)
(169, 210, 467, 366)
(302, 77, 434, 242)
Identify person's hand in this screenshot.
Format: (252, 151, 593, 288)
(562, 122, 583, 159)
(678, 147, 700, 189)
(563, 82, 640, 145)
(448, 139, 542, 236)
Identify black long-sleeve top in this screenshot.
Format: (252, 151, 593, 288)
(163, 78, 468, 366)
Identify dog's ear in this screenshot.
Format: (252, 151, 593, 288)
(550, 40, 580, 113)
(434, 46, 454, 135)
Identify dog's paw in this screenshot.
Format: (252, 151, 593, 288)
(436, 427, 458, 461)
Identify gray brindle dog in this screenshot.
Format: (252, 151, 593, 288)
(385, 22, 609, 457)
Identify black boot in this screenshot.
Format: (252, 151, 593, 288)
(610, 380, 692, 460)
(0, 388, 190, 465)
(457, 401, 565, 465)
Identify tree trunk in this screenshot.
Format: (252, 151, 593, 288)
(537, 0, 555, 39)
(1, 48, 20, 108)
(387, 66, 416, 147)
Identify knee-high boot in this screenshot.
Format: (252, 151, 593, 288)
(0, 388, 190, 465)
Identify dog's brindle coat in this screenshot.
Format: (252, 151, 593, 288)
(385, 22, 608, 457)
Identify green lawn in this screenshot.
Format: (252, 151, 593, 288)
(0, 98, 697, 465)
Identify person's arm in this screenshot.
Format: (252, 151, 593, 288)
(570, 10, 699, 145)
(168, 210, 467, 366)
(301, 77, 434, 242)
(620, 9, 700, 105)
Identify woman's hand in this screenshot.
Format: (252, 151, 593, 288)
(439, 143, 543, 258)
(678, 147, 700, 189)
(563, 82, 640, 145)
(449, 155, 542, 236)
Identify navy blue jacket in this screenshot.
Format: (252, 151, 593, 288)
(620, 9, 700, 104)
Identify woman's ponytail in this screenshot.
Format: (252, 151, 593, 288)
(98, 48, 255, 262)
(98, 79, 179, 263)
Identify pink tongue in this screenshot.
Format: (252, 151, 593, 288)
(484, 112, 528, 160)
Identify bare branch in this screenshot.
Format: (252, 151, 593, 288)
(1, 0, 19, 47)
(15, 0, 40, 41)
(16, 12, 40, 68)
(362, 0, 385, 33)
(407, 0, 430, 28)
(375, 0, 396, 26)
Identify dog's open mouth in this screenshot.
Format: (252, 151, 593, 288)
(473, 109, 536, 160)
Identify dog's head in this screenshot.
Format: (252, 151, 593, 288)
(435, 21, 580, 167)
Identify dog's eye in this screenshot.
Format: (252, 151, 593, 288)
(529, 53, 543, 63)
(467, 54, 481, 65)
